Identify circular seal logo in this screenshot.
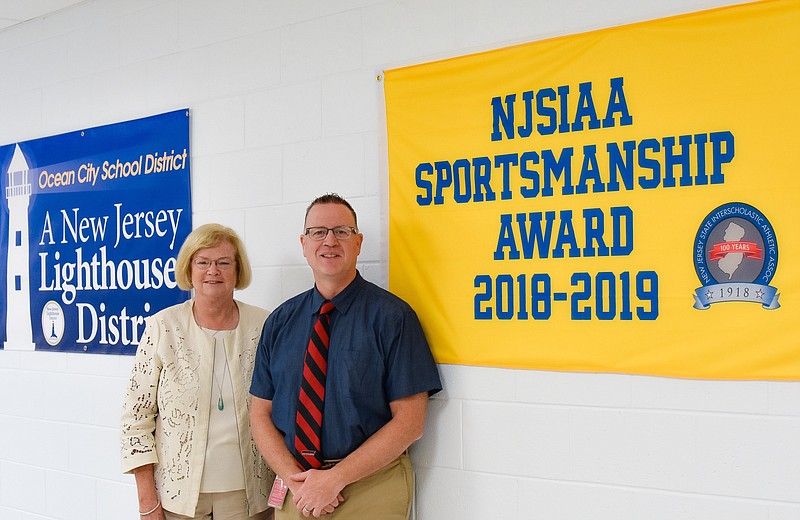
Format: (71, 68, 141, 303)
(41, 300, 66, 346)
(692, 202, 779, 310)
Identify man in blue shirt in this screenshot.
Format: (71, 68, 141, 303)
(250, 193, 441, 519)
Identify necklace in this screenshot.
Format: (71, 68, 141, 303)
(193, 302, 240, 331)
(212, 332, 229, 411)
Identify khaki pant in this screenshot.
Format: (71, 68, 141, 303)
(277, 453, 413, 520)
(164, 489, 273, 520)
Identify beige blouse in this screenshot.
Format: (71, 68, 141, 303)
(121, 299, 274, 517)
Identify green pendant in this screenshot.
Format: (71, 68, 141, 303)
(218, 396, 224, 411)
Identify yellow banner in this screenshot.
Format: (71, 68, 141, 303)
(384, 0, 800, 380)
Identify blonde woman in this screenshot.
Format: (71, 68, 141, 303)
(122, 224, 274, 520)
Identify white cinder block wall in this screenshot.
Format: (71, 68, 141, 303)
(1, 1, 798, 519)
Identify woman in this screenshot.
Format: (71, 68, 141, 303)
(121, 224, 274, 519)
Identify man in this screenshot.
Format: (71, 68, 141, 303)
(250, 193, 441, 519)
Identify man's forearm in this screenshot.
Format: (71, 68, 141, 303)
(322, 392, 429, 491)
(250, 396, 302, 486)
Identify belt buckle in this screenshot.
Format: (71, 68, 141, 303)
(320, 459, 340, 470)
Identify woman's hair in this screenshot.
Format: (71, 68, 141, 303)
(174, 223, 253, 291)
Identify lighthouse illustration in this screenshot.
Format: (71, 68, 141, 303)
(4, 144, 36, 351)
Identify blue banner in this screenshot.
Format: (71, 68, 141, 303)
(1, 109, 192, 355)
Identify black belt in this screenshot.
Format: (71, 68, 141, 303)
(319, 459, 342, 470)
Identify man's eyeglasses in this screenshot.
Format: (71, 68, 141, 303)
(304, 226, 359, 241)
(193, 257, 236, 270)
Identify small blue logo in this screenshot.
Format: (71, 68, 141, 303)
(693, 202, 779, 310)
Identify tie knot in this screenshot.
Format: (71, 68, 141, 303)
(319, 301, 335, 315)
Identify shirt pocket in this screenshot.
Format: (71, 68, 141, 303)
(337, 348, 381, 399)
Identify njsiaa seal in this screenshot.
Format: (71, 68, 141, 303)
(693, 202, 779, 310)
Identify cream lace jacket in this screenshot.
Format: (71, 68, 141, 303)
(121, 299, 274, 516)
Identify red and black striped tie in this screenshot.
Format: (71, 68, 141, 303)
(294, 300, 335, 470)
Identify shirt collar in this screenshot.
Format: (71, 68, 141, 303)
(311, 270, 364, 316)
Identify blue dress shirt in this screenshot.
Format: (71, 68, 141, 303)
(250, 272, 442, 460)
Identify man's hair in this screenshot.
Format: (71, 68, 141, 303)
(304, 193, 358, 228)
